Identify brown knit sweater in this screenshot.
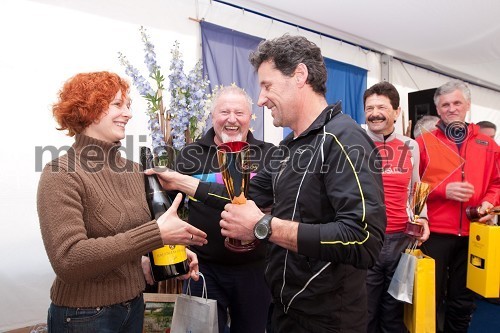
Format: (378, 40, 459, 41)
(37, 134, 164, 307)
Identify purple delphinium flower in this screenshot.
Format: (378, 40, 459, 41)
(118, 53, 154, 97)
(118, 52, 166, 156)
(119, 29, 209, 156)
(140, 26, 160, 76)
(168, 43, 209, 150)
(168, 42, 189, 150)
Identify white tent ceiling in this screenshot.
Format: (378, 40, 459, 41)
(222, 0, 500, 92)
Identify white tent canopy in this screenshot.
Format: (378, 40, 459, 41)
(0, 0, 498, 330)
(226, 0, 500, 92)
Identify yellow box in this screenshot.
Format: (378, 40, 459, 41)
(467, 222, 500, 298)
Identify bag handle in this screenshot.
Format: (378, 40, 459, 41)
(186, 272, 208, 301)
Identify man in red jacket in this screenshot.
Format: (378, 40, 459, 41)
(364, 82, 429, 333)
(416, 80, 500, 333)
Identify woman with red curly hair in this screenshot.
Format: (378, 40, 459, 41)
(37, 71, 207, 332)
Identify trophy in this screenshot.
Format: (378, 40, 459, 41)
(466, 205, 500, 222)
(217, 141, 259, 252)
(405, 182, 430, 238)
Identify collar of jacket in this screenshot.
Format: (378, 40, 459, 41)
(282, 102, 342, 145)
(435, 120, 481, 138)
(196, 127, 266, 148)
(366, 128, 397, 143)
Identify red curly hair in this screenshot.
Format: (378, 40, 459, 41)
(52, 71, 130, 136)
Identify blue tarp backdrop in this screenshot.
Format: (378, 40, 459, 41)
(200, 21, 367, 140)
(324, 57, 367, 125)
(201, 21, 265, 139)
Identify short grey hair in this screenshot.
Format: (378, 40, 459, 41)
(210, 85, 252, 114)
(413, 115, 440, 138)
(433, 79, 471, 106)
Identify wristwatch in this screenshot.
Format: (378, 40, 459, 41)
(254, 215, 273, 240)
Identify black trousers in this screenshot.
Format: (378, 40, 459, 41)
(421, 233, 474, 333)
(183, 261, 271, 333)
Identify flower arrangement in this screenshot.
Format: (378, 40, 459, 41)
(118, 26, 210, 165)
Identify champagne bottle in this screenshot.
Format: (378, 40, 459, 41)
(141, 147, 189, 281)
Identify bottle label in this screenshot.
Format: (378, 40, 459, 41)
(152, 245, 188, 265)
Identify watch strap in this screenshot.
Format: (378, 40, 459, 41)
(254, 214, 273, 240)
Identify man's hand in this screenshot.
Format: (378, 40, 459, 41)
(144, 168, 200, 196)
(415, 218, 430, 246)
(177, 248, 201, 281)
(220, 200, 264, 241)
(141, 256, 154, 285)
(478, 201, 495, 225)
(445, 181, 474, 202)
(142, 249, 200, 283)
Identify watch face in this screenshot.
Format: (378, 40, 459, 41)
(255, 223, 269, 240)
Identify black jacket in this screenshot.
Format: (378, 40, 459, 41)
(176, 128, 276, 265)
(196, 104, 386, 332)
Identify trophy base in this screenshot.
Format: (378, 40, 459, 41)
(405, 221, 423, 238)
(224, 237, 259, 253)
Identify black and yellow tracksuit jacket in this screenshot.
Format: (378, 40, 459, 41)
(195, 103, 387, 332)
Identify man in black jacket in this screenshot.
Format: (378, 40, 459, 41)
(148, 35, 386, 332)
(176, 85, 275, 333)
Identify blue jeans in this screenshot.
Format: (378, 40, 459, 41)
(47, 294, 144, 333)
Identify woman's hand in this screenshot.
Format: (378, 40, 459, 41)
(156, 193, 207, 246)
